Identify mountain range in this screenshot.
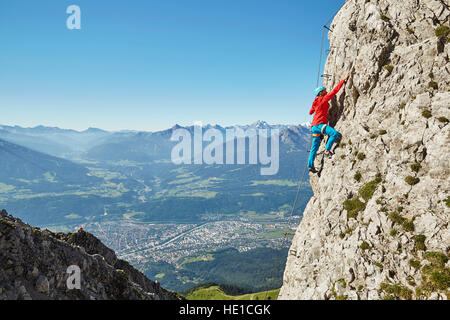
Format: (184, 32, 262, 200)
(0, 121, 310, 160)
(0, 121, 313, 226)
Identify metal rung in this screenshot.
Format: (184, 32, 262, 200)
(323, 25, 333, 32)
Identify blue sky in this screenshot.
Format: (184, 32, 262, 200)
(0, 0, 345, 132)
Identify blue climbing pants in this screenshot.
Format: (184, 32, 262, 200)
(307, 124, 340, 168)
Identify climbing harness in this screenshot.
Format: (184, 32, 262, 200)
(310, 124, 328, 140)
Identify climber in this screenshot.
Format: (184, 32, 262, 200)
(78, 227, 84, 232)
(308, 72, 350, 174)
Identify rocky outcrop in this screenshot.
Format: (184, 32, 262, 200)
(0, 209, 181, 300)
(280, 0, 449, 300)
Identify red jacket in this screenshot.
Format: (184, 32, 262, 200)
(309, 79, 346, 127)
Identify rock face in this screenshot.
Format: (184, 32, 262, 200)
(0, 210, 181, 300)
(280, 0, 449, 300)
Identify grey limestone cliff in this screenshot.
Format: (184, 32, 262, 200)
(279, 0, 449, 300)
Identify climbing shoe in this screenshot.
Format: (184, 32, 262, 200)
(324, 150, 334, 158)
(308, 167, 318, 174)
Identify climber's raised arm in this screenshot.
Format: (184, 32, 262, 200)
(323, 72, 350, 103)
